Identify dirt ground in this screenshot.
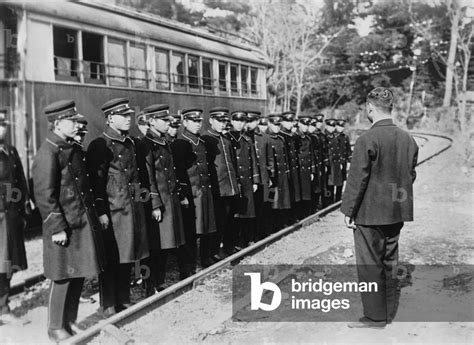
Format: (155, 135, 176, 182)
(99, 134, 473, 345)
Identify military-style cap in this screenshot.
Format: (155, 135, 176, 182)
(231, 110, 247, 121)
(281, 111, 296, 121)
(136, 112, 147, 126)
(246, 110, 261, 121)
(77, 118, 88, 134)
(315, 113, 325, 122)
(259, 117, 269, 126)
(325, 118, 336, 126)
(367, 87, 394, 108)
(336, 119, 346, 126)
(182, 108, 203, 121)
(268, 113, 283, 124)
(102, 98, 134, 117)
(298, 115, 312, 125)
(44, 100, 84, 123)
(169, 114, 182, 128)
(209, 107, 230, 121)
(0, 109, 9, 126)
(142, 104, 170, 120)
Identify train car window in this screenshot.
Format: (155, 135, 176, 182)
(241, 65, 249, 96)
(82, 32, 105, 84)
(188, 55, 199, 92)
(171, 52, 185, 91)
(107, 38, 127, 86)
(53, 26, 79, 82)
(230, 63, 238, 96)
(250, 68, 258, 96)
(130, 43, 147, 89)
(155, 48, 170, 90)
(218, 62, 227, 94)
(202, 58, 213, 93)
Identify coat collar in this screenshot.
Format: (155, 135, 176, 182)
(103, 126, 133, 143)
(0, 141, 9, 155)
(206, 128, 222, 137)
(280, 129, 293, 137)
(46, 131, 76, 150)
(145, 128, 167, 145)
(229, 131, 244, 141)
(181, 129, 203, 145)
(370, 118, 394, 129)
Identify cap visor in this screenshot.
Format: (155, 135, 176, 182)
(69, 113, 85, 120)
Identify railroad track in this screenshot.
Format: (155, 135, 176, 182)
(56, 132, 452, 345)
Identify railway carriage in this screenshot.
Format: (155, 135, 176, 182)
(0, 0, 270, 179)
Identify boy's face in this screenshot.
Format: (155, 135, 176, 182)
(168, 126, 178, 137)
(246, 120, 259, 131)
(109, 113, 132, 131)
(55, 119, 79, 138)
(184, 119, 202, 134)
(150, 117, 170, 134)
(210, 118, 227, 133)
(231, 119, 246, 132)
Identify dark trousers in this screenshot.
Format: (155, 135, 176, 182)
(253, 188, 265, 241)
(354, 222, 403, 322)
(99, 263, 132, 310)
(335, 185, 343, 202)
(311, 193, 321, 213)
(232, 217, 254, 249)
(48, 278, 84, 330)
(0, 273, 10, 314)
(323, 186, 334, 206)
(296, 200, 312, 219)
(213, 196, 236, 256)
(181, 206, 198, 270)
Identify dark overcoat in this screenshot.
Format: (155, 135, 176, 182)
(228, 131, 261, 218)
(0, 145, 28, 274)
(279, 129, 301, 203)
(338, 132, 352, 180)
(341, 119, 418, 225)
(86, 126, 149, 264)
(295, 131, 315, 201)
(141, 129, 185, 250)
(171, 130, 216, 235)
(32, 132, 106, 280)
(325, 131, 344, 187)
(201, 128, 240, 198)
(309, 132, 323, 194)
(262, 131, 291, 210)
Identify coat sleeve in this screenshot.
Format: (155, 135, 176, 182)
(12, 147, 29, 213)
(144, 145, 164, 211)
(340, 135, 375, 219)
(249, 139, 261, 185)
(170, 139, 194, 198)
(32, 149, 68, 235)
(411, 139, 419, 183)
(86, 139, 110, 217)
(345, 135, 352, 162)
(266, 137, 277, 185)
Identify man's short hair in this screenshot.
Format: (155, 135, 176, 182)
(367, 87, 394, 112)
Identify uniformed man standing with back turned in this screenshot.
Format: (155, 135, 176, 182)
(87, 98, 149, 317)
(33, 100, 105, 341)
(342, 87, 418, 328)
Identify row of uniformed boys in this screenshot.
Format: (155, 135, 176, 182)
(0, 99, 351, 341)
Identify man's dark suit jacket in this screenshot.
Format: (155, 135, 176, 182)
(341, 119, 418, 226)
